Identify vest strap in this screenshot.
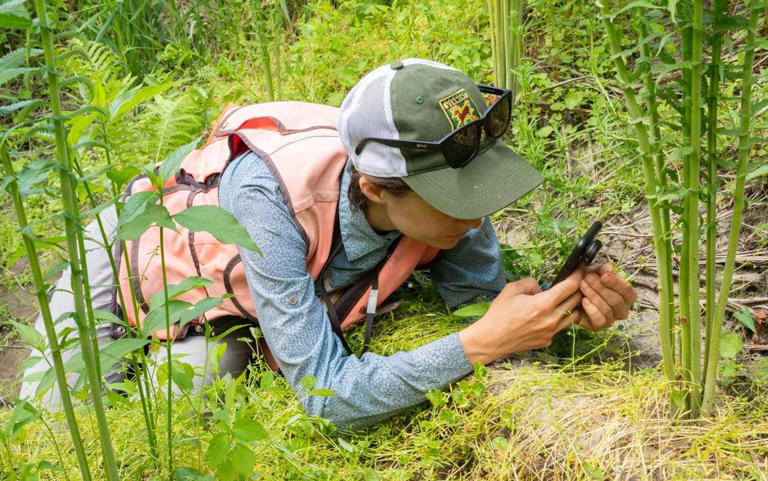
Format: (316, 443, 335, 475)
(315, 214, 353, 354)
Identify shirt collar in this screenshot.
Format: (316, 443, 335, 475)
(338, 161, 401, 262)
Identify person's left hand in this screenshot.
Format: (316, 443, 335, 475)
(576, 264, 637, 331)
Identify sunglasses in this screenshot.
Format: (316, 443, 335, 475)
(354, 85, 512, 169)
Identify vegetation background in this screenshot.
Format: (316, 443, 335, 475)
(0, 0, 767, 479)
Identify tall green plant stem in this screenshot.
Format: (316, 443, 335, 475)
(0, 144, 93, 481)
(701, 6, 760, 414)
(600, 1, 676, 385)
(33, 0, 120, 478)
(638, 19, 676, 364)
(703, 0, 726, 380)
(682, 0, 704, 416)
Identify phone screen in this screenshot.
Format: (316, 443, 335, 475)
(549, 221, 603, 286)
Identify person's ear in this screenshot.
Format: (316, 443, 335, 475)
(359, 176, 387, 205)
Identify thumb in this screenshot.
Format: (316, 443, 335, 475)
(502, 277, 542, 296)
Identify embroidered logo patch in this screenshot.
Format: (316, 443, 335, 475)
(439, 89, 481, 130)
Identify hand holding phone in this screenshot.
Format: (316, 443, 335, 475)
(549, 221, 603, 287)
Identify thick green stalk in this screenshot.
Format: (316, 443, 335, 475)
(601, 2, 676, 384)
(684, 0, 704, 416)
(638, 19, 676, 364)
(1, 144, 93, 481)
(159, 223, 174, 478)
(702, 0, 726, 382)
(702, 6, 760, 414)
(33, 0, 120, 478)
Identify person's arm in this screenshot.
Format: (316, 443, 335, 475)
(429, 216, 506, 309)
(219, 152, 473, 429)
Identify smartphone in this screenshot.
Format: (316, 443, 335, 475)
(549, 221, 603, 287)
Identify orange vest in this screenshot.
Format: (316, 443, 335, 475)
(117, 102, 440, 356)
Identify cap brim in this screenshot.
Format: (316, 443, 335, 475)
(401, 142, 542, 219)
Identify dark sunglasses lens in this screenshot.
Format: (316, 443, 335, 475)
(486, 94, 511, 139)
(444, 122, 481, 167)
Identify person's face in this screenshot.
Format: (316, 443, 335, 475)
(376, 189, 483, 250)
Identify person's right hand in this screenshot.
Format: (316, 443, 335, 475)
(458, 271, 585, 365)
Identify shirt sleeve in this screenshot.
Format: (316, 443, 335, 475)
(219, 151, 474, 429)
(429, 216, 506, 309)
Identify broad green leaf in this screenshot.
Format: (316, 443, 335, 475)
(733, 307, 756, 332)
(98, 338, 149, 374)
(3, 400, 39, 443)
(107, 165, 140, 187)
(160, 136, 201, 181)
(117, 191, 156, 226)
(158, 360, 195, 391)
(300, 375, 317, 390)
(452, 302, 490, 319)
(491, 436, 509, 450)
(117, 203, 176, 240)
(232, 416, 268, 442)
(179, 297, 223, 328)
(174, 205, 260, 252)
(149, 276, 214, 308)
(719, 331, 744, 360)
(581, 461, 605, 480)
(37, 461, 65, 472)
(206, 433, 231, 468)
(141, 300, 192, 336)
(0, 0, 31, 29)
(307, 388, 336, 397)
(0, 67, 39, 87)
(35, 366, 57, 398)
(8, 320, 45, 352)
(230, 443, 255, 476)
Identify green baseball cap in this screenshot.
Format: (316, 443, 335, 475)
(338, 58, 542, 220)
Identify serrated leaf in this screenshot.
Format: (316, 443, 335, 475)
(174, 205, 260, 252)
(117, 203, 176, 240)
(452, 302, 490, 319)
(230, 443, 255, 476)
(719, 331, 744, 360)
(159, 136, 201, 181)
(0, 67, 39, 87)
(0, 0, 31, 29)
(8, 319, 45, 352)
(0, 99, 45, 115)
(563, 90, 584, 109)
(232, 416, 269, 442)
(0, 48, 40, 70)
(109, 82, 172, 123)
(206, 433, 231, 468)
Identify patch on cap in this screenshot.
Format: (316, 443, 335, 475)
(439, 88, 480, 130)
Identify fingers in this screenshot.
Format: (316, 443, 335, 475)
(556, 307, 583, 332)
(582, 273, 629, 320)
(581, 297, 609, 330)
(552, 290, 583, 327)
(502, 277, 542, 297)
(539, 268, 585, 306)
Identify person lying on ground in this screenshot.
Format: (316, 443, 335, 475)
(19, 58, 637, 429)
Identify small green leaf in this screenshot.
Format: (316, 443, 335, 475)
(719, 331, 744, 360)
(141, 300, 192, 336)
(581, 461, 604, 480)
(107, 165, 140, 188)
(300, 375, 317, 390)
(230, 443, 255, 476)
(491, 436, 509, 450)
(746, 164, 768, 182)
(206, 433, 231, 468)
(98, 338, 149, 374)
(452, 302, 490, 319)
(337, 437, 354, 452)
(173, 467, 211, 481)
(174, 206, 260, 252)
(733, 307, 756, 332)
(160, 136, 201, 181)
(536, 125, 554, 138)
(563, 90, 584, 109)
(179, 297, 223, 328)
(232, 416, 269, 442)
(149, 277, 214, 308)
(307, 388, 336, 397)
(109, 82, 172, 123)
(117, 191, 156, 226)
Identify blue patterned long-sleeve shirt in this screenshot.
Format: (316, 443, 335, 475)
(219, 151, 505, 428)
